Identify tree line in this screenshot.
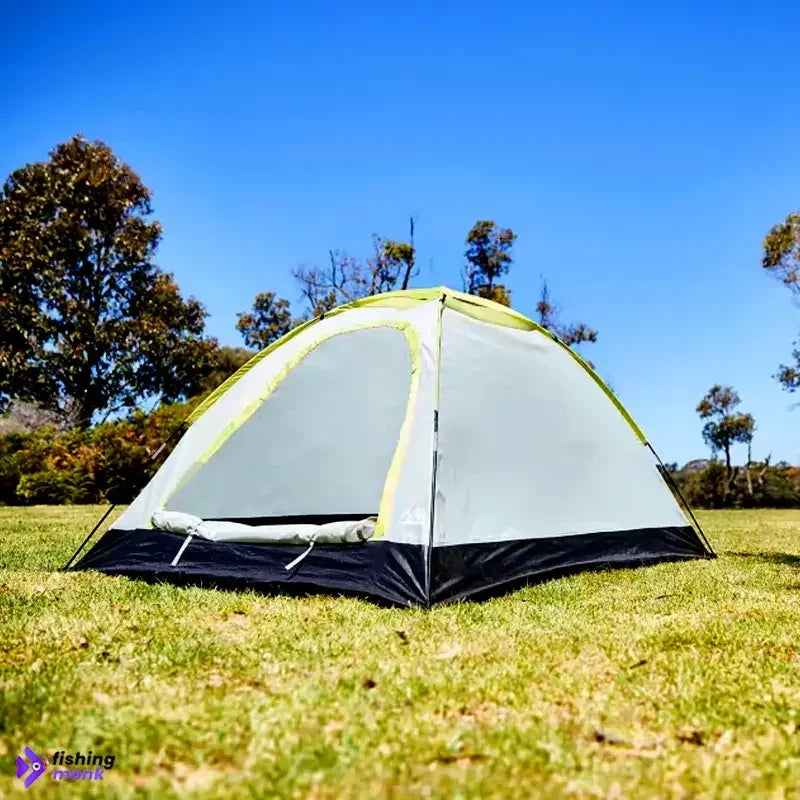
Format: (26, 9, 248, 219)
(0, 135, 599, 430)
(0, 135, 797, 507)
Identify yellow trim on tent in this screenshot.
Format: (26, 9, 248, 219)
(187, 316, 320, 423)
(168, 320, 421, 538)
(187, 286, 646, 444)
(373, 323, 421, 538)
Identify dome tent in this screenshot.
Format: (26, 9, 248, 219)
(70, 287, 713, 606)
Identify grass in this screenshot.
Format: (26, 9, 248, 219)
(0, 507, 799, 799)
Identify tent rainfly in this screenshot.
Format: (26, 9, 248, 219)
(70, 287, 714, 606)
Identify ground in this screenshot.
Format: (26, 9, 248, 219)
(0, 507, 798, 799)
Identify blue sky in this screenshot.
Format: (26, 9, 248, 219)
(2, 0, 798, 464)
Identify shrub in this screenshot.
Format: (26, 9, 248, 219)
(674, 460, 800, 509)
(680, 461, 729, 508)
(16, 469, 95, 505)
(0, 399, 196, 505)
(91, 400, 195, 503)
(0, 432, 28, 504)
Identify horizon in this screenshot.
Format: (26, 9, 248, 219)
(2, 0, 798, 465)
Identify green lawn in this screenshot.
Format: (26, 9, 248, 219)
(0, 507, 799, 799)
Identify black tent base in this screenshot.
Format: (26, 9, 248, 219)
(70, 525, 712, 607)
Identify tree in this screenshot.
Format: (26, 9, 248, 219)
(535, 279, 598, 347)
(236, 291, 294, 349)
(384, 237, 416, 292)
(461, 223, 598, 345)
(400, 216, 416, 290)
(293, 229, 416, 316)
(762, 212, 800, 392)
(0, 135, 217, 427)
(0, 401, 61, 435)
(197, 346, 255, 396)
(696, 385, 756, 482)
(463, 220, 516, 306)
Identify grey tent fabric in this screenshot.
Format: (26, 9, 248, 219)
(166, 327, 412, 520)
(434, 310, 689, 544)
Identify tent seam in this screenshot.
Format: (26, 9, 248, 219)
(425, 289, 446, 607)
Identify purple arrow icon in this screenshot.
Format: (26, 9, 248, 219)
(16, 747, 46, 788)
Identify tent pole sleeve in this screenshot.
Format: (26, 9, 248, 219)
(425, 292, 446, 606)
(62, 422, 188, 571)
(646, 442, 715, 556)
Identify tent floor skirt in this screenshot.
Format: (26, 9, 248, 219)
(70, 525, 711, 607)
(430, 525, 711, 604)
(71, 528, 428, 607)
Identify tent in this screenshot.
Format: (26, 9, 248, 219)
(70, 287, 713, 606)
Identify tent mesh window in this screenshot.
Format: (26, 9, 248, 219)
(166, 326, 413, 523)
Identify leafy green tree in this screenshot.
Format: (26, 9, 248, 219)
(696, 385, 756, 481)
(197, 346, 255, 396)
(461, 223, 598, 347)
(762, 212, 800, 391)
(535, 279, 598, 347)
(0, 135, 217, 427)
(478, 284, 513, 306)
(236, 292, 293, 349)
(463, 220, 516, 305)
(383, 238, 416, 292)
(293, 230, 416, 316)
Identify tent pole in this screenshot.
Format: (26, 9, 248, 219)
(424, 292, 446, 606)
(646, 442, 715, 557)
(62, 422, 188, 571)
(63, 503, 118, 571)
